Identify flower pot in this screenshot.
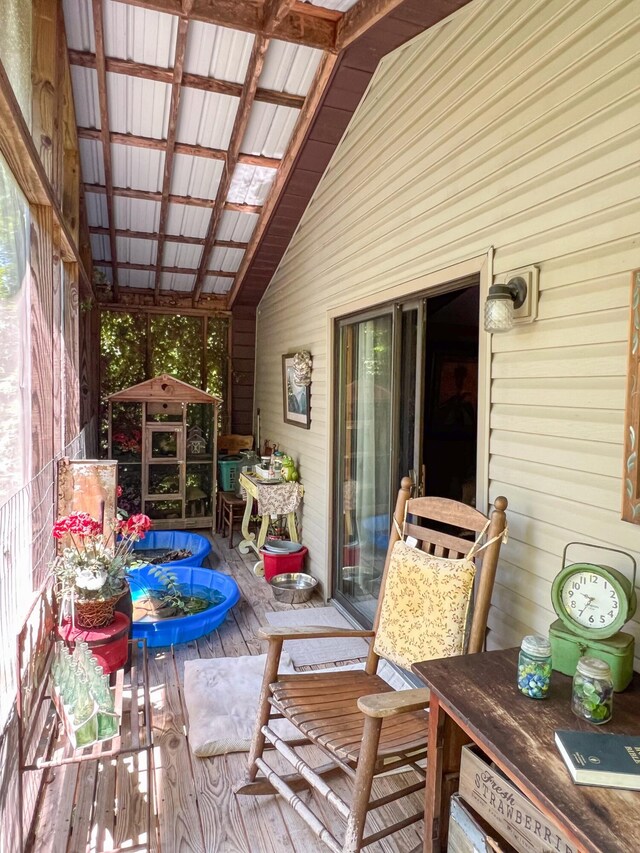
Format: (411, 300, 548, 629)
(74, 591, 124, 629)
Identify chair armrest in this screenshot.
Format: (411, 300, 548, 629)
(358, 688, 431, 718)
(258, 625, 375, 642)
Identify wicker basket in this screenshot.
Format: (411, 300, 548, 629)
(74, 591, 124, 629)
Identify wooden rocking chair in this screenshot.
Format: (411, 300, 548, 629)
(236, 477, 508, 853)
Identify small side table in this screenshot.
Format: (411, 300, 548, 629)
(238, 472, 304, 575)
(57, 613, 130, 674)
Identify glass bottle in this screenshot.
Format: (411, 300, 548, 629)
(92, 666, 119, 739)
(572, 656, 613, 724)
(72, 673, 98, 747)
(517, 635, 552, 699)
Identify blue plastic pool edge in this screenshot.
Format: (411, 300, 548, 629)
(128, 564, 240, 647)
(131, 529, 211, 568)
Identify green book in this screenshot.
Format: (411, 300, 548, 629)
(555, 730, 640, 790)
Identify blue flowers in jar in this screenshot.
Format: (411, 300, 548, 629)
(517, 635, 552, 699)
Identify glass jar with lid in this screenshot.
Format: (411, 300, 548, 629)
(517, 635, 552, 699)
(572, 656, 613, 724)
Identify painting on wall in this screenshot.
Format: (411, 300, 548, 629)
(282, 353, 311, 429)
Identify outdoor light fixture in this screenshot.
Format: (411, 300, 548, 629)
(483, 276, 528, 333)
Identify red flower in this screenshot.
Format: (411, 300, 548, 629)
(53, 512, 102, 539)
(121, 513, 152, 538)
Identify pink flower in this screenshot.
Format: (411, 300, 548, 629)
(121, 513, 152, 538)
(53, 512, 102, 539)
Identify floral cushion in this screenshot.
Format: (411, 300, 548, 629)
(373, 539, 476, 671)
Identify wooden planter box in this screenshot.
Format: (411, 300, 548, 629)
(458, 746, 577, 853)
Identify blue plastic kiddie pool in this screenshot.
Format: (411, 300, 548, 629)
(128, 564, 240, 647)
(131, 529, 212, 567)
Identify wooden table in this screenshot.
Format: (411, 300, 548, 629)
(237, 472, 304, 574)
(413, 648, 640, 853)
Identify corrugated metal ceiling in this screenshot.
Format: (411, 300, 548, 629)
(161, 272, 196, 292)
(79, 138, 105, 185)
(114, 197, 161, 233)
(116, 236, 157, 265)
(203, 276, 234, 295)
(118, 268, 155, 289)
(307, 0, 358, 10)
(176, 89, 239, 149)
(103, 0, 178, 67)
(260, 41, 323, 95)
(171, 154, 223, 201)
(107, 74, 171, 139)
(112, 144, 165, 192)
(228, 164, 277, 206)
(241, 102, 299, 158)
(85, 192, 108, 228)
(209, 246, 245, 272)
(166, 203, 212, 239)
(217, 211, 259, 243)
(70, 66, 100, 129)
(163, 242, 203, 270)
(63, 0, 94, 52)
(185, 22, 254, 82)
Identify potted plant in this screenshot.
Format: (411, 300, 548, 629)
(51, 511, 152, 628)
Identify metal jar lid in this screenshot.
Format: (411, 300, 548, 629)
(576, 656, 612, 679)
(520, 635, 551, 658)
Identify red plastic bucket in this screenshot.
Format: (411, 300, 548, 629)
(260, 546, 308, 581)
(57, 612, 130, 674)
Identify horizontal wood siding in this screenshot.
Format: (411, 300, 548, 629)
(255, 0, 640, 658)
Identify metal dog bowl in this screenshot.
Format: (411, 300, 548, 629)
(269, 572, 318, 604)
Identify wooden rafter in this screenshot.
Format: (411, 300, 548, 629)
(84, 183, 262, 214)
(191, 34, 270, 305)
(97, 260, 236, 276)
(154, 9, 190, 303)
(263, 0, 297, 35)
(101, 0, 338, 52)
(77, 127, 280, 169)
(89, 226, 247, 250)
(68, 50, 306, 110)
(336, 0, 407, 50)
(91, 0, 118, 298)
(227, 50, 338, 307)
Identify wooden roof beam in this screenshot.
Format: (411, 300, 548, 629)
(84, 182, 262, 213)
(336, 0, 406, 50)
(154, 9, 190, 304)
(228, 50, 338, 307)
(97, 259, 236, 277)
(192, 34, 269, 305)
(68, 50, 306, 110)
(77, 126, 280, 169)
(89, 226, 247, 250)
(92, 0, 119, 298)
(107, 0, 337, 51)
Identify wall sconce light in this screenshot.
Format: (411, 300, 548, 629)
(484, 266, 539, 333)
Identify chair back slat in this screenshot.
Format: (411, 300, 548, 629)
(365, 477, 508, 674)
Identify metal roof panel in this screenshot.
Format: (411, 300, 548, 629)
(95, 265, 113, 284)
(170, 154, 223, 200)
(63, 0, 95, 52)
(90, 233, 111, 261)
(202, 276, 233, 295)
(163, 242, 203, 269)
(114, 196, 161, 232)
(79, 138, 105, 185)
(307, 0, 358, 10)
(161, 272, 195, 292)
(208, 246, 244, 272)
(118, 268, 155, 289)
(116, 236, 158, 265)
(70, 66, 101, 129)
(166, 203, 212, 238)
(228, 163, 276, 206)
(184, 22, 254, 82)
(217, 210, 259, 243)
(85, 192, 109, 228)
(103, 0, 178, 67)
(260, 40, 323, 95)
(112, 143, 165, 192)
(107, 73, 171, 139)
(241, 102, 299, 158)
(176, 89, 239, 148)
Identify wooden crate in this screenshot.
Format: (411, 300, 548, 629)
(458, 745, 577, 853)
(448, 794, 516, 853)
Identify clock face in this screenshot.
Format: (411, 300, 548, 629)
(560, 570, 621, 630)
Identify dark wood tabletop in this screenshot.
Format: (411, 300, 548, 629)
(413, 647, 640, 853)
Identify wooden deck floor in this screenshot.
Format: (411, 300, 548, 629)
(30, 535, 425, 853)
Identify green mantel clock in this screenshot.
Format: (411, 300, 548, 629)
(550, 542, 637, 692)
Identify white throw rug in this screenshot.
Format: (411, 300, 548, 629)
(184, 653, 366, 757)
(263, 606, 371, 666)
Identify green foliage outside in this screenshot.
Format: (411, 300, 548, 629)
(99, 312, 229, 453)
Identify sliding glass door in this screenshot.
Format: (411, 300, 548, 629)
(334, 305, 423, 624)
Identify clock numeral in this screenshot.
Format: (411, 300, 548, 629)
(589, 574, 598, 583)
(612, 600, 618, 610)
(570, 600, 576, 608)
(572, 581, 580, 591)
(603, 581, 609, 590)
(610, 590, 617, 599)
(588, 615, 595, 624)
(600, 616, 606, 624)
(608, 611, 614, 618)
(567, 590, 574, 598)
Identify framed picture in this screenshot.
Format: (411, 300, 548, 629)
(282, 353, 311, 429)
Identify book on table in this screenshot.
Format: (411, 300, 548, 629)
(555, 730, 640, 790)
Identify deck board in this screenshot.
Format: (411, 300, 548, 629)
(30, 533, 425, 852)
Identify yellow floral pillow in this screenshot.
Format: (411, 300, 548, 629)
(373, 539, 476, 671)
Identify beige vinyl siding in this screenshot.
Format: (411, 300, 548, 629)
(255, 0, 640, 660)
